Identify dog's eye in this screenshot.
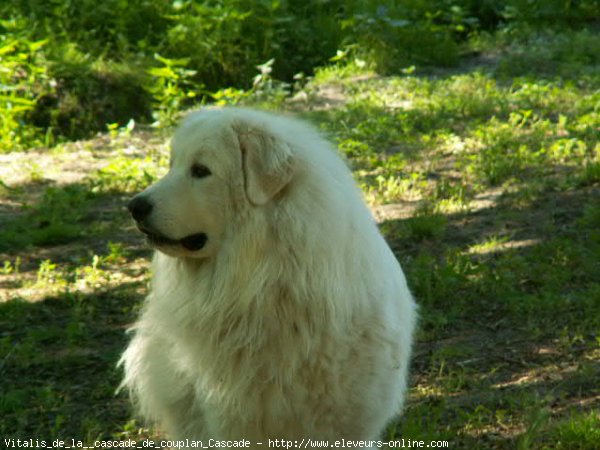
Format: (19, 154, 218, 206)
(191, 163, 211, 179)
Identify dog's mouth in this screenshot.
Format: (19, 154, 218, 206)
(179, 233, 208, 251)
(138, 226, 207, 251)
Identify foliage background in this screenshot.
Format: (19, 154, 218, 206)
(2, 0, 597, 148)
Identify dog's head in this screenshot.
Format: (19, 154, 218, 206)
(127, 108, 295, 258)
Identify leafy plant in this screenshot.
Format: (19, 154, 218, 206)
(0, 22, 51, 152)
(147, 54, 200, 127)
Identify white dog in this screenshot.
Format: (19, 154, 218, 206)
(120, 108, 416, 445)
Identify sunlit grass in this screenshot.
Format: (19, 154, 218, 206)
(1, 22, 599, 448)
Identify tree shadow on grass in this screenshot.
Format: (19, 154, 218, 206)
(0, 171, 151, 439)
(0, 176, 150, 275)
(0, 282, 142, 439)
(402, 330, 599, 448)
(382, 183, 599, 447)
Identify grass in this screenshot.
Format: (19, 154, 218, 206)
(1, 25, 599, 448)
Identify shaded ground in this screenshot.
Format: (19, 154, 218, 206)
(1, 52, 599, 448)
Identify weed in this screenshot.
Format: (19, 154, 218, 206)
(0, 25, 51, 152)
(107, 119, 136, 139)
(105, 242, 128, 265)
(403, 211, 447, 242)
(90, 156, 163, 194)
(2, 257, 21, 275)
(147, 54, 200, 127)
(517, 405, 551, 450)
(35, 259, 67, 291)
(545, 411, 600, 450)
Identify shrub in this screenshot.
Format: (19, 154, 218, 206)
(33, 52, 151, 140)
(1, 0, 599, 150)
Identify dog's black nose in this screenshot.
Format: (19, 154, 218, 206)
(127, 196, 153, 222)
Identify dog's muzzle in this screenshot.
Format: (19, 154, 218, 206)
(128, 196, 207, 251)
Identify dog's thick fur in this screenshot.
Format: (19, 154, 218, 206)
(120, 108, 416, 444)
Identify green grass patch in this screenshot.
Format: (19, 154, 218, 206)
(0, 15, 598, 448)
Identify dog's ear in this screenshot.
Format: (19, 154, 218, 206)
(235, 124, 294, 205)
